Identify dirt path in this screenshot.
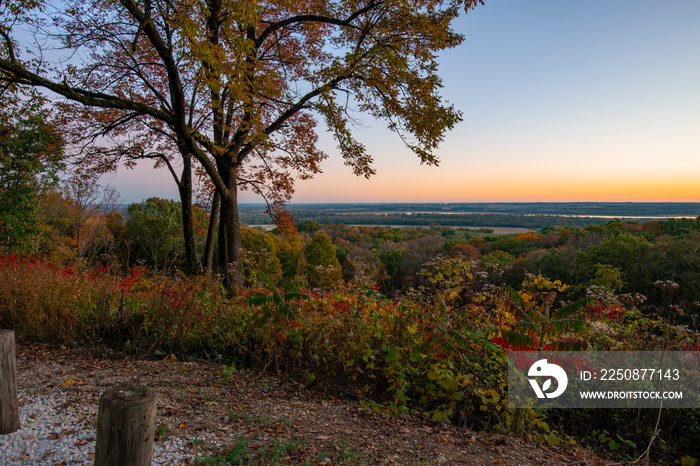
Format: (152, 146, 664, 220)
(11, 342, 609, 465)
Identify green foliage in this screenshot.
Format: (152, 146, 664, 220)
(219, 363, 237, 384)
(378, 248, 406, 293)
(297, 220, 321, 233)
(201, 434, 304, 465)
(125, 198, 182, 272)
(572, 233, 651, 293)
(501, 275, 592, 351)
(201, 436, 249, 465)
(591, 264, 624, 291)
(594, 430, 637, 454)
(0, 98, 64, 252)
(482, 250, 515, 266)
(277, 234, 304, 281)
(241, 227, 282, 286)
(155, 423, 171, 441)
(247, 273, 307, 321)
(303, 233, 342, 288)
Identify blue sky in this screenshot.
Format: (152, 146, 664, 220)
(107, 0, 700, 203)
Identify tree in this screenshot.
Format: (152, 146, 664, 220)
(61, 176, 121, 261)
(449, 243, 480, 259)
(35, 187, 75, 257)
(125, 197, 183, 273)
(241, 227, 282, 286)
(379, 247, 405, 293)
(277, 233, 305, 281)
(0, 0, 483, 294)
(304, 233, 342, 288)
(0, 94, 63, 252)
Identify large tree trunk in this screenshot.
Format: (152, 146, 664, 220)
(217, 202, 228, 277)
(204, 190, 220, 277)
(219, 167, 244, 296)
(178, 153, 198, 274)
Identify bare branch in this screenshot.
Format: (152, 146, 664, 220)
(256, 1, 385, 47)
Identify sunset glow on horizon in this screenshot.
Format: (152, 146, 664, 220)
(281, 168, 700, 204)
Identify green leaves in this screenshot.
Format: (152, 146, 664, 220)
(501, 277, 591, 351)
(0, 98, 64, 252)
(125, 198, 183, 273)
(246, 272, 308, 322)
(552, 297, 593, 320)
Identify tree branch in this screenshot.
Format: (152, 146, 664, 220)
(0, 59, 173, 123)
(0, 28, 17, 63)
(237, 75, 348, 162)
(256, 1, 385, 47)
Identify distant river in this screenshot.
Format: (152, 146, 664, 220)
(247, 224, 535, 234)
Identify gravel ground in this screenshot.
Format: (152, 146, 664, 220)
(1, 343, 612, 465)
(1, 388, 212, 465)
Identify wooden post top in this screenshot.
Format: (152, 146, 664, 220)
(100, 384, 156, 409)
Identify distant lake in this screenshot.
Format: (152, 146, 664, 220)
(247, 224, 535, 234)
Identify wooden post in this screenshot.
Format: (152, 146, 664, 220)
(0, 329, 20, 435)
(95, 384, 157, 466)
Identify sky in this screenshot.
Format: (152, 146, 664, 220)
(105, 0, 700, 204)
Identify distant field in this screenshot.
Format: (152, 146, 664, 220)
(239, 202, 699, 230)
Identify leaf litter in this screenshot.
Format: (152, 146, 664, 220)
(10, 342, 612, 465)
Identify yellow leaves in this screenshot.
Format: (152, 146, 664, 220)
(552, 279, 568, 292)
(483, 388, 501, 402)
(62, 379, 84, 386)
(524, 274, 568, 292)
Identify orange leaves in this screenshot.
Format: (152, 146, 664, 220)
(270, 205, 297, 238)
